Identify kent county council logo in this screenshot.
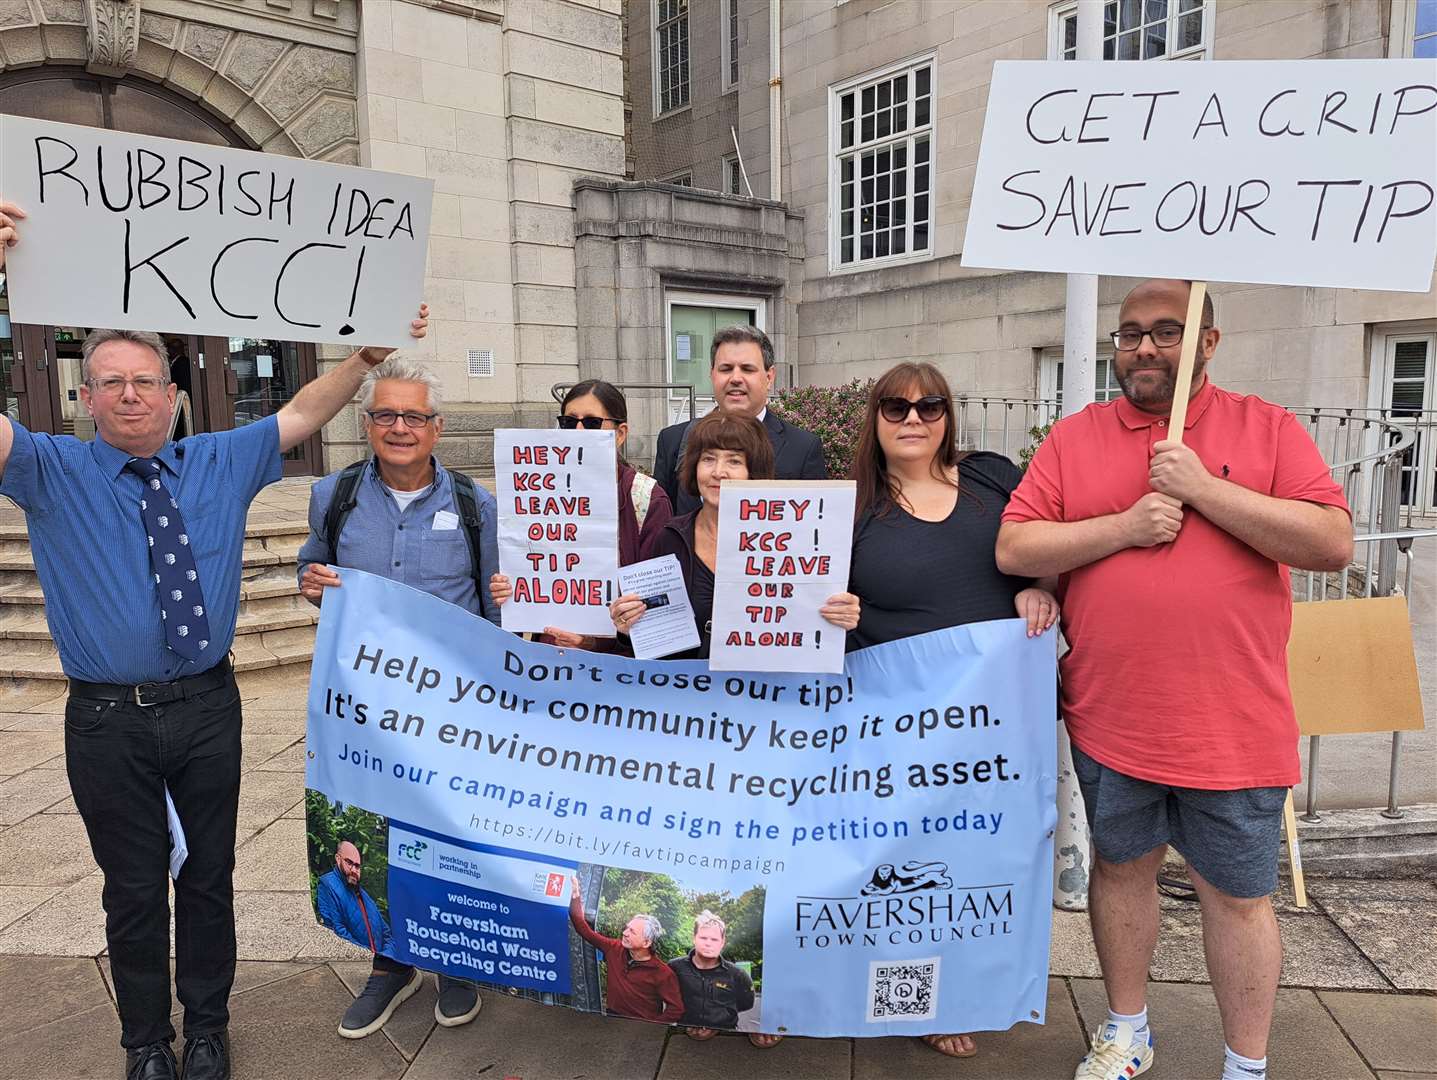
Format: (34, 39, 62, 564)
(396, 840, 429, 865)
(792, 859, 1014, 951)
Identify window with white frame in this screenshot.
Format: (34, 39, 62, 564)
(661, 171, 693, 187)
(1397, 0, 1437, 57)
(1040, 347, 1121, 410)
(654, 0, 690, 115)
(1052, 0, 1209, 61)
(723, 155, 743, 195)
(830, 57, 935, 269)
(722, 0, 739, 91)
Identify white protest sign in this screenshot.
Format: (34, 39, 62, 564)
(495, 429, 619, 637)
(710, 480, 856, 674)
(962, 60, 1437, 292)
(0, 115, 433, 345)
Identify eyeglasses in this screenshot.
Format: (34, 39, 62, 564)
(878, 395, 947, 423)
(558, 414, 619, 430)
(87, 376, 169, 396)
(1110, 323, 1211, 351)
(366, 409, 437, 428)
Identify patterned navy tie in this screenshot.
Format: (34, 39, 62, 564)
(125, 457, 211, 664)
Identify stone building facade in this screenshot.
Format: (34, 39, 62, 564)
(0, 0, 625, 473)
(623, 0, 1437, 509)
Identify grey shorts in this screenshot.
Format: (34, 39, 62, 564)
(1071, 744, 1287, 899)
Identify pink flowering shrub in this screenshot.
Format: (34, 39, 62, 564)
(772, 379, 874, 480)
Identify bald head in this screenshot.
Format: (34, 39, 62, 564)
(336, 841, 363, 886)
(1120, 278, 1215, 328)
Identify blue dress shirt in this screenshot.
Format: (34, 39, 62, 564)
(297, 457, 500, 624)
(0, 417, 281, 684)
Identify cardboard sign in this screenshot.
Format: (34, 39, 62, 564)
(495, 429, 619, 636)
(0, 115, 433, 345)
(710, 480, 857, 673)
(963, 60, 1437, 291)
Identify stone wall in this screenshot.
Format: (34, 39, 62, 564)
(574, 178, 804, 465)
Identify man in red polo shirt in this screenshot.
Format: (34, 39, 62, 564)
(997, 279, 1352, 1080)
(569, 876, 684, 1023)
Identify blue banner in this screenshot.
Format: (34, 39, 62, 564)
(305, 569, 1057, 1038)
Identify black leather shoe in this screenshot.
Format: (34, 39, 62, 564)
(180, 1030, 230, 1080)
(125, 1041, 177, 1080)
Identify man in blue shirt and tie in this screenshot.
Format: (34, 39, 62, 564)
(0, 201, 427, 1080)
(297, 356, 498, 1037)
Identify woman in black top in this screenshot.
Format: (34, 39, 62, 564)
(611, 410, 860, 662)
(848, 361, 1059, 1060)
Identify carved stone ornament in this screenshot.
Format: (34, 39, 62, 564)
(87, 0, 142, 76)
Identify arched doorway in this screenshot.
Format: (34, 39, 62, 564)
(0, 70, 322, 473)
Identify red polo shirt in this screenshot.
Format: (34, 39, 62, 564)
(1002, 380, 1349, 790)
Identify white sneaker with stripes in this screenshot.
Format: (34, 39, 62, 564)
(1073, 1020, 1154, 1080)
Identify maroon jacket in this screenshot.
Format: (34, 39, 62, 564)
(569, 897, 684, 1023)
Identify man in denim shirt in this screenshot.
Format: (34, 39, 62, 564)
(297, 356, 498, 1037)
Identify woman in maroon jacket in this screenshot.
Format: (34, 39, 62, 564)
(610, 411, 859, 659)
(490, 379, 672, 650)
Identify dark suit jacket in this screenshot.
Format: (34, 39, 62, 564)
(653, 409, 828, 515)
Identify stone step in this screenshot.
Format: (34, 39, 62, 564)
(0, 531, 311, 574)
(0, 607, 318, 643)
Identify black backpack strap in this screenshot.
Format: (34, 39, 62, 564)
(322, 460, 368, 567)
(449, 470, 487, 596)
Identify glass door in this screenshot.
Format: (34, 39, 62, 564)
(212, 336, 320, 475)
(668, 303, 757, 425)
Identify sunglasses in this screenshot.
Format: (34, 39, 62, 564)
(557, 415, 618, 430)
(878, 395, 947, 423)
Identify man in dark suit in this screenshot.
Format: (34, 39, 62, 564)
(654, 324, 826, 514)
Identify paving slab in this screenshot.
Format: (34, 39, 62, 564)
(0, 812, 96, 887)
(331, 960, 438, 1061)
(1376, 1074, 1437, 1080)
(1050, 908, 1102, 978)
(0, 883, 61, 933)
(403, 986, 669, 1080)
(254, 741, 309, 772)
(0, 710, 63, 730)
(1070, 979, 1375, 1079)
(0, 872, 107, 955)
(0, 999, 122, 1080)
(97, 957, 322, 1019)
(240, 708, 309, 736)
(0, 730, 63, 772)
(0, 685, 68, 713)
(233, 818, 310, 892)
(226, 964, 407, 1080)
(1322, 899, 1437, 991)
(234, 890, 368, 962)
(659, 1028, 850, 1079)
(282, 797, 306, 819)
(0, 955, 112, 1036)
(1309, 877, 1437, 903)
(1318, 990, 1437, 1074)
(1147, 906, 1388, 990)
(236, 770, 307, 833)
(850, 978, 1085, 1079)
(0, 768, 73, 824)
(241, 733, 303, 772)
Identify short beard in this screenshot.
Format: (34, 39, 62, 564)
(1118, 359, 1205, 409)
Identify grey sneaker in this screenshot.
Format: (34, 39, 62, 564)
(339, 966, 422, 1039)
(435, 975, 482, 1027)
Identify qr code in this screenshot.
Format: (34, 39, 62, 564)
(867, 957, 940, 1022)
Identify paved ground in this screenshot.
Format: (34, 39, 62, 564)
(1, 664, 1434, 1079)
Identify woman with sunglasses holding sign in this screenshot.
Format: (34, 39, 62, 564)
(489, 380, 672, 651)
(847, 362, 1059, 1061)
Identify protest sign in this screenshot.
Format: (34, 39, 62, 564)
(962, 60, 1437, 292)
(0, 115, 433, 345)
(710, 480, 857, 674)
(617, 555, 701, 659)
(495, 429, 619, 637)
(306, 569, 1057, 1037)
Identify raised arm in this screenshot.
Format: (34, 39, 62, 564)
(0, 203, 27, 481)
(275, 304, 428, 452)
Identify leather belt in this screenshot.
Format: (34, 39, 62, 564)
(68, 656, 234, 708)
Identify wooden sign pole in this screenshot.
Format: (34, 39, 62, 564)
(1164, 280, 1208, 446)
(1283, 790, 1308, 907)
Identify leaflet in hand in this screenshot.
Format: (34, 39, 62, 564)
(618, 555, 701, 660)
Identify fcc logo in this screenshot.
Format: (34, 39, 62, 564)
(396, 840, 429, 865)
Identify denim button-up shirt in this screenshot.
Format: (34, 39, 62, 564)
(298, 457, 499, 624)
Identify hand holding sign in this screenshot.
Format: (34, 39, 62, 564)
(0, 201, 25, 269)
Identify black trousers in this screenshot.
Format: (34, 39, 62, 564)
(65, 673, 243, 1048)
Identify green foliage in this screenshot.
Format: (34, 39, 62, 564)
(305, 789, 391, 917)
(1019, 422, 1054, 470)
(772, 379, 874, 480)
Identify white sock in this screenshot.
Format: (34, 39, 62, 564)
(1221, 1044, 1267, 1080)
(1106, 1006, 1150, 1046)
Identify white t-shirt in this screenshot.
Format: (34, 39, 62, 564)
(385, 484, 425, 513)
